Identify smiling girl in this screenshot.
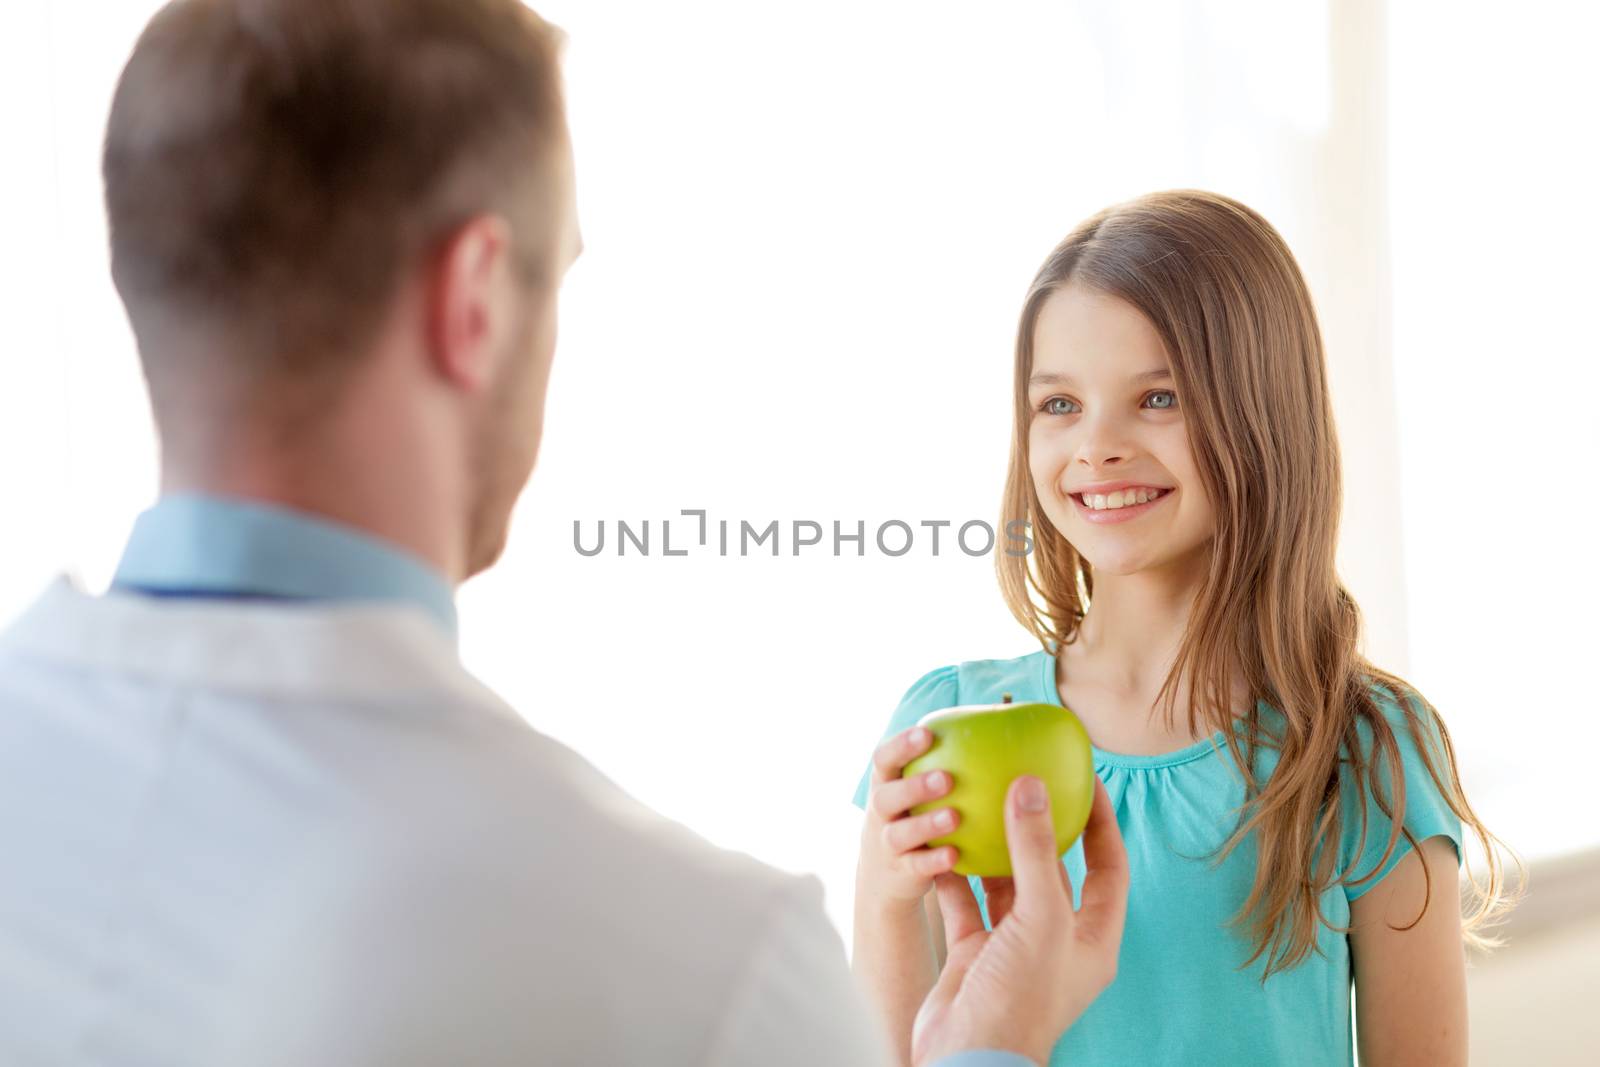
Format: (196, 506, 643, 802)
(849, 190, 1519, 1066)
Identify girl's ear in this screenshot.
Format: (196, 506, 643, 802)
(425, 214, 515, 392)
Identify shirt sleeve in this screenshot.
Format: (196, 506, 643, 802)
(1338, 685, 1465, 902)
(851, 664, 961, 811)
(703, 874, 1040, 1067)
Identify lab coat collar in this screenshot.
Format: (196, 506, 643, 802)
(0, 577, 512, 717)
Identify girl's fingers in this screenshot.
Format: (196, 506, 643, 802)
(869, 767, 952, 822)
(882, 806, 959, 854)
(869, 725, 932, 788)
(912, 845, 958, 877)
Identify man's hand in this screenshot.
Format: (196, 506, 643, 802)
(909, 775, 1129, 1067)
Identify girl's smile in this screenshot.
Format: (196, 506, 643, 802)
(1071, 485, 1175, 524)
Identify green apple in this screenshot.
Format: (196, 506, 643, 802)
(903, 693, 1095, 878)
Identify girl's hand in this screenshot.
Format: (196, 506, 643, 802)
(857, 725, 962, 910)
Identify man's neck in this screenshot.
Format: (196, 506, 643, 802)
(160, 416, 465, 586)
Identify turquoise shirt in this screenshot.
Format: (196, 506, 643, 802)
(112, 493, 459, 641)
(852, 649, 1464, 1067)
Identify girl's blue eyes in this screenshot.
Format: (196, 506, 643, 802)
(1039, 390, 1178, 416)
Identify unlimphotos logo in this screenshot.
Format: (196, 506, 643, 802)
(573, 511, 1035, 558)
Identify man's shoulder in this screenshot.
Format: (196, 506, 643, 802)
(240, 706, 816, 1063)
(369, 708, 799, 908)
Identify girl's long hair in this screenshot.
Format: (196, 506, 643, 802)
(997, 189, 1522, 978)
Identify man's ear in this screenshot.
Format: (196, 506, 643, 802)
(425, 214, 515, 391)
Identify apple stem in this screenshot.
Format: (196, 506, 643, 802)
(1001, 692, 1013, 704)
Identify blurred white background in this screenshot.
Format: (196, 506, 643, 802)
(2, 1, 1597, 1042)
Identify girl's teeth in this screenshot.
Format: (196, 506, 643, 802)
(1085, 488, 1166, 510)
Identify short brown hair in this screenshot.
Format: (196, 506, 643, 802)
(104, 0, 566, 385)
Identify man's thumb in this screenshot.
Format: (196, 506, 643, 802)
(1005, 775, 1064, 902)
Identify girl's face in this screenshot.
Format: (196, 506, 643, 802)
(1027, 283, 1216, 577)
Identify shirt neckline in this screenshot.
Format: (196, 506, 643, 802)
(1034, 648, 1241, 770)
(112, 493, 459, 642)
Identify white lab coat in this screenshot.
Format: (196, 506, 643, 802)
(0, 578, 896, 1066)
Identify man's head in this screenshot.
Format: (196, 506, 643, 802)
(104, 0, 581, 579)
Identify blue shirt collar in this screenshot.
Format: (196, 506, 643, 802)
(112, 493, 459, 642)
